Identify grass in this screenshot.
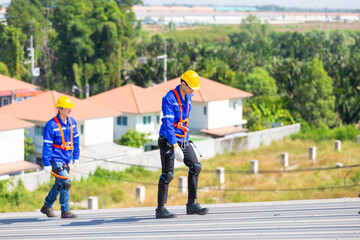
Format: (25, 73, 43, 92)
(1, 138, 360, 213)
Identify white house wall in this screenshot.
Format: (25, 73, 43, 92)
(208, 98, 244, 129)
(189, 102, 208, 132)
(84, 117, 113, 146)
(0, 128, 24, 164)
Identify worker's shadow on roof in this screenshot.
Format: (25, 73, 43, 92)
(62, 216, 153, 226)
(0, 218, 48, 225)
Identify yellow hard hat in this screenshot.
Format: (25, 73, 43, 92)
(181, 70, 200, 90)
(56, 96, 74, 109)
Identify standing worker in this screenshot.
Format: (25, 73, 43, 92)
(156, 70, 209, 218)
(40, 96, 80, 218)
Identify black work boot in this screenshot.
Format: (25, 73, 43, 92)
(155, 208, 177, 219)
(186, 202, 209, 215)
(40, 204, 57, 217)
(61, 211, 78, 218)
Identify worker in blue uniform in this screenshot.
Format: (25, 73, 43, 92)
(156, 70, 209, 218)
(40, 96, 80, 218)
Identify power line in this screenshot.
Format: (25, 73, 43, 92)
(96, 158, 360, 175)
(75, 170, 360, 193)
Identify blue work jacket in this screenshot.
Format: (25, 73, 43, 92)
(42, 114, 80, 166)
(159, 85, 193, 145)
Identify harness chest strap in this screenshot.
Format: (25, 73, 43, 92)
(52, 116, 74, 150)
(171, 89, 189, 138)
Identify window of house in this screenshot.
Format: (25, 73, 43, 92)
(156, 115, 160, 124)
(117, 116, 128, 126)
(143, 116, 151, 125)
(80, 125, 84, 134)
(203, 106, 207, 115)
(36, 126, 44, 136)
(1, 97, 10, 106)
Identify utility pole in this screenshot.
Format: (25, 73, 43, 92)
(72, 83, 90, 98)
(163, 40, 167, 83)
(25, 35, 40, 84)
(156, 39, 168, 82)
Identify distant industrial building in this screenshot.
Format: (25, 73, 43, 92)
(132, 5, 360, 25)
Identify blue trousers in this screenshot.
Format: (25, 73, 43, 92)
(44, 161, 70, 211)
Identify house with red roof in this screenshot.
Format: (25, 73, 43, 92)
(0, 112, 40, 177)
(0, 91, 121, 165)
(87, 84, 164, 141)
(87, 76, 252, 140)
(0, 74, 42, 107)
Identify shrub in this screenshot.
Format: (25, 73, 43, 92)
(291, 125, 360, 142)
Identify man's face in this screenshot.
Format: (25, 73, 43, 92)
(183, 81, 195, 95)
(59, 108, 72, 117)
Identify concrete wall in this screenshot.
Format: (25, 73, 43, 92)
(7, 123, 300, 191)
(0, 128, 24, 164)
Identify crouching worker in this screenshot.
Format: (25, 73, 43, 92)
(40, 96, 79, 218)
(156, 70, 209, 218)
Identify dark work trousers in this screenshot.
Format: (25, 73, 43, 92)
(157, 136, 201, 209)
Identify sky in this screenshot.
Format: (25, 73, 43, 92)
(142, 0, 360, 9)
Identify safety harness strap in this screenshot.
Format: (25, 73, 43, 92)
(53, 116, 74, 151)
(171, 89, 189, 138)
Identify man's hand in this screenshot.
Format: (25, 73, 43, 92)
(73, 159, 79, 167)
(174, 145, 184, 162)
(44, 166, 52, 174)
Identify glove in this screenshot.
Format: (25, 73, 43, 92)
(73, 159, 79, 167)
(44, 166, 52, 174)
(174, 146, 184, 162)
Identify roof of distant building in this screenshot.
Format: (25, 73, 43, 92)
(0, 91, 121, 122)
(0, 74, 39, 92)
(88, 77, 252, 114)
(147, 76, 253, 102)
(0, 112, 34, 131)
(200, 126, 248, 137)
(87, 84, 163, 114)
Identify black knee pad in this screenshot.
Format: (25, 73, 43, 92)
(189, 163, 202, 176)
(63, 180, 71, 190)
(160, 172, 174, 184)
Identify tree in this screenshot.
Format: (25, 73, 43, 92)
(118, 129, 150, 149)
(293, 58, 336, 127)
(240, 67, 278, 101)
(52, 0, 137, 95)
(0, 62, 10, 76)
(0, 25, 28, 79)
(197, 57, 237, 87)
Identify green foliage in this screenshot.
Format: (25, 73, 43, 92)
(245, 101, 295, 131)
(0, 62, 10, 75)
(24, 130, 35, 160)
(240, 67, 278, 99)
(118, 129, 150, 149)
(290, 125, 360, 142)
(293, 58, 336, 128)
(0, 25, 28, 79)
